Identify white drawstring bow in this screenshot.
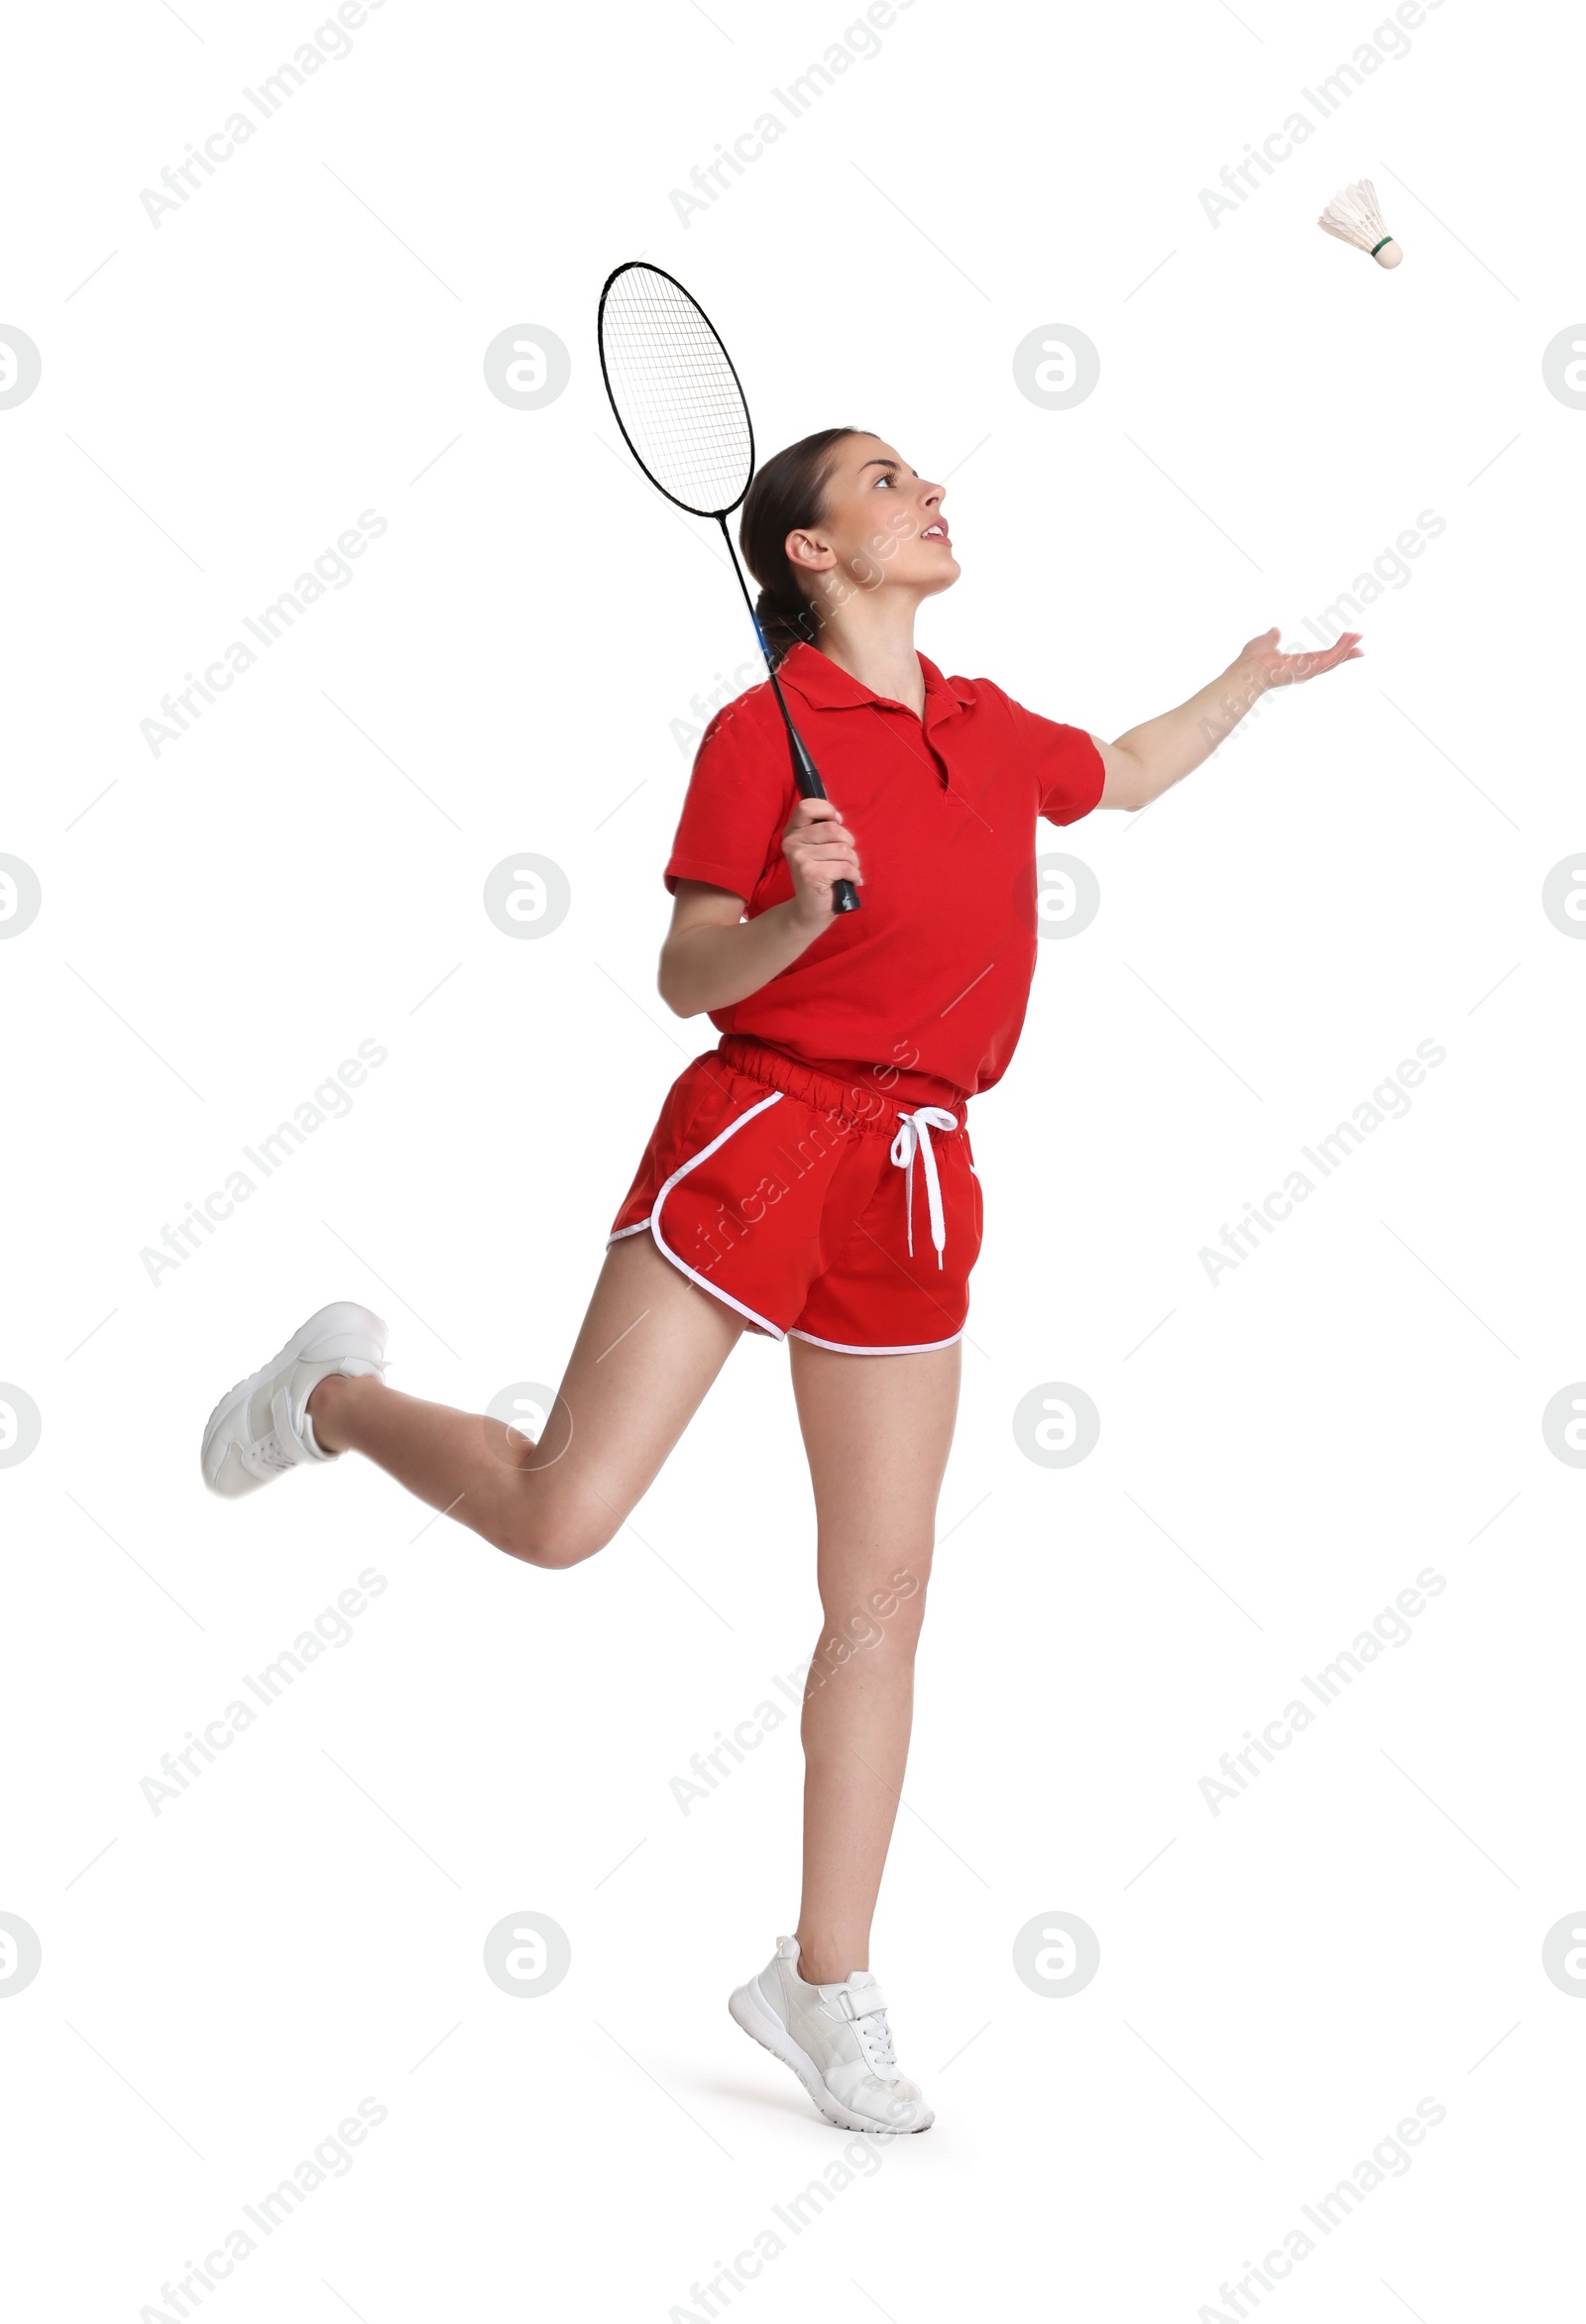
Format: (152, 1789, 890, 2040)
(889, 1106, 960, 1269)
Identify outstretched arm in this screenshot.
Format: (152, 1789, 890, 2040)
(1092, 626, 1363, 811)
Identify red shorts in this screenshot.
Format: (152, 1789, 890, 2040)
(609, 1036, 982, 1352)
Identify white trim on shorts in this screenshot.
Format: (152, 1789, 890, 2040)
(785, 1327, 965, 1356)
(607, 1087, 788, 1339)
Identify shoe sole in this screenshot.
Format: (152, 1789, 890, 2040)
(728, 1978, 932, 2136)
(201, 1300, 388, 1494)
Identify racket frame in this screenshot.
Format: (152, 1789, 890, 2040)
(596, 260, 859, 915)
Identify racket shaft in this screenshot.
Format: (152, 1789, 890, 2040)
(719, 517, 860, 916)
(785, 720, 824, 798)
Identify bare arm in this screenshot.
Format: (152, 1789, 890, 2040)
(1091, 625, 1363, 810)
(657, 796, 862, 1019)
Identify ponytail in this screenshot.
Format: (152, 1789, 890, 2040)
(738, 427, 862, 670)
(752, 582, 820, 664)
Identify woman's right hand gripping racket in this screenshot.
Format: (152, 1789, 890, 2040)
(596, 262, 859, 916)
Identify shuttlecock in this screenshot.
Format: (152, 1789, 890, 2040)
(1317, 179, 1403, 268)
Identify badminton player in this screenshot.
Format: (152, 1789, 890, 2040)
(201, 429, 1360, 2134)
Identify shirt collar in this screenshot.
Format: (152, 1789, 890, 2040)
(775, 642, 974, 727)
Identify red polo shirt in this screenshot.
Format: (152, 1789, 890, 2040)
(664, 641, 1105, 1097)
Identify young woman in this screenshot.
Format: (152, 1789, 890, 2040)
(201, 428, 1360, 2136)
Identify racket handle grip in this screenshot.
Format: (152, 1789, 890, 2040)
(785, 719, 862, 916)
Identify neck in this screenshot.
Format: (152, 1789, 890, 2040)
(807, 584, 924, 714)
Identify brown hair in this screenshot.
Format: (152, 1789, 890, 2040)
(738, 427, 862, 668)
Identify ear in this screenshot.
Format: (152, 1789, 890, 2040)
(785, 526, 837, 576)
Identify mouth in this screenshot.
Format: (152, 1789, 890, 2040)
(920, 522, 952, 546)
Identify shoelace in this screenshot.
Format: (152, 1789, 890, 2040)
(855, 2007, 897, 2072)
(889, 1106, 960, 1270)
(828, 1980, 899, 2071)
(248, 1432, 296, 1474)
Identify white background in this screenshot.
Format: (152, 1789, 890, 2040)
(2, 0, 1583, 2316)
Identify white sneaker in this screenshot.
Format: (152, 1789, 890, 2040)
(729, 1935, 934, 2134)
(201, 1302, 389, 1497)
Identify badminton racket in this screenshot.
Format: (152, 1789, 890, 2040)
(596, 261, 859, 916)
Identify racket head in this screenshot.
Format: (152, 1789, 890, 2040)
(597, 262, 755, 518)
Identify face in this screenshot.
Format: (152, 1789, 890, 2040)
(785, 434, 960, 609)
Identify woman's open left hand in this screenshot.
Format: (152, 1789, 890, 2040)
(1238, 624, 1363, 691)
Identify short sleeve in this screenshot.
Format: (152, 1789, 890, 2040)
(989, 685, 1105, 826)
(664, 697, 791, 901)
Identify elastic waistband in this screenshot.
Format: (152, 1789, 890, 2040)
(715, 1035, 968, 1134)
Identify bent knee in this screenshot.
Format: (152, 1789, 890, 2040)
(493, 1497, 618, 1571)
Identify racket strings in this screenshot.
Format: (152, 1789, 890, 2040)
(600, 268, 752, 515)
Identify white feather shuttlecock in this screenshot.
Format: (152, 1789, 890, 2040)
(1317, 179, 1403, 268)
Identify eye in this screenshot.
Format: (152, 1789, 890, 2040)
(872, 472, 894, 488)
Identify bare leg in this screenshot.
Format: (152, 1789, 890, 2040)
(307, 1234, 744, 1567)
(786, 1337, 961, 1983)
